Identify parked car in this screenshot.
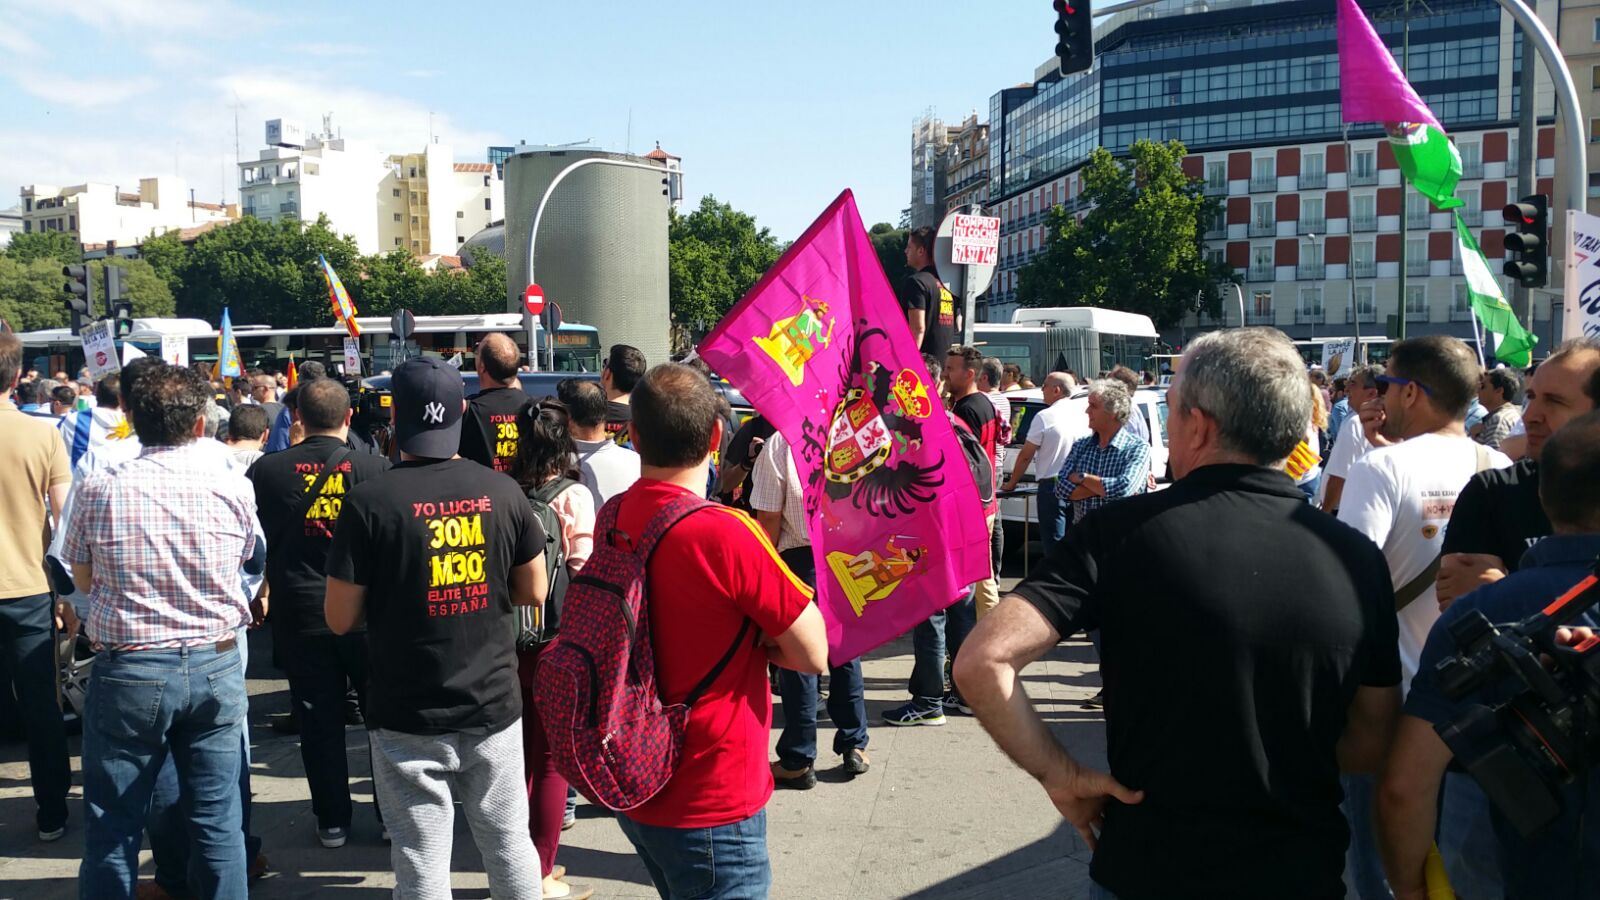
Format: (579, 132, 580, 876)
(996, 386, 1168, 558)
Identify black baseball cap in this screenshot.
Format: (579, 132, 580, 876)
(392, 357, 464, 458)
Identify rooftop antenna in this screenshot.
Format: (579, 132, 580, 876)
(227, 91, 244, 202)
(626, 107, 633, 155)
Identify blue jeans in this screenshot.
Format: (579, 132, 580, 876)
(1438, 773, 1504, 900)
(0, 592, 71, 832)
(1037, 478, 1067, 558)
(148, 629, 261, 896)
(618, 810, 771, 899)
(1341, 772, 1393, 900)
(80, 642, 248, 900)
(1087, 881, 1119, 900)
(909, 610, 946, 710)
(776, 660, 867, 769)
(945, 587, 977, 672)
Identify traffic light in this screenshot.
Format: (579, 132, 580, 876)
(107, 265, 134, 337)
(62, 264, 93, 336)
(1054, 0, 1095, 76)
(1502, 194, 1548, 288)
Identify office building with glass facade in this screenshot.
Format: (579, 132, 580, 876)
(981, 0, 1563, 349)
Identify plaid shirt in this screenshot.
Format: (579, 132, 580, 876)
(1055, 426, 1150, 523)
(749, 431, 809, 553)
(61, 441, 257, 650)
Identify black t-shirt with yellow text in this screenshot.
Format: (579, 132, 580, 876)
(897, 266, 956, 356)
(248, 435, 392, 637)
(326, 458, 542, 735)
(460, 386, 533, 474)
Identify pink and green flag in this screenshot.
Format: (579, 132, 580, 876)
(697, 190, 990, 665)
(1338, 0, 1461, 208)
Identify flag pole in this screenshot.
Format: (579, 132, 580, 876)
(1344, 122, 1364, 363)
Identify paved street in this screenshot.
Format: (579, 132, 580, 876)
(0, 576, 1111, 900)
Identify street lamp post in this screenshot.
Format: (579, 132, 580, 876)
(1302, 232, 1322, 341)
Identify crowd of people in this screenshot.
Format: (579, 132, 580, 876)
(2, 228, 1598, 900)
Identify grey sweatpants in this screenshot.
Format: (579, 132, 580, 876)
(370, 720, 541, 900)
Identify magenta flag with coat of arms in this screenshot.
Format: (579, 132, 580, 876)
(697, 190, 991, 664)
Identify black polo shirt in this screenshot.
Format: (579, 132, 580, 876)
(1012, 464, 1400, 900)
(1440, 458, 1549, 573)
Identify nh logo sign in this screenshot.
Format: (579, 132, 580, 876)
(423, 402, 446, 424)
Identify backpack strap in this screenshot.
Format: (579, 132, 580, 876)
(532, 476, 580, 507)
(633, 493, 717, 564)
(683, 619, 753, 708)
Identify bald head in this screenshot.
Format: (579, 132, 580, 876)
(477, 333, 521, 386)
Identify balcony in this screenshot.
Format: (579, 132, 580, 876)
(1249, 221, 1276, 237)
(1348, 307, 1378, 324)
(1406, 211, 1431, 229)
(1298, 218, 1326, 235)
(1450, 260, 1466, 276)
(1204, 225, 1226, 239)
(1351, 215, 1378, 232)
(1249, 175, 1277, 193)
(1451, 304, 1476, 321)
(1461, 161, 1484, 179)
(1351, 260, 1377, 278)
(1461, 208, 1483, 226)
(1297, 263, 1326, 280)
(279, 202, 298, 214)
(1406, 307, 1430, 323)
(1246, 310, 1277, 325)
(1406, 258, 1430, 276)
(1204, 180, 1227, 196)
(1247, 265, 1276, 282)
(1298, 172, 1327, 190)
(1296, 308, 1325, 324)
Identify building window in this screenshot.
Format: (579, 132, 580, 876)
(409, 192, 418, 202)
(1592, 65, 1600, 90)
(1452, 283, 1472, 315)
(1205, 161, 1226, 192)
(1301, 198, 1325, 232)
(1459, 188, 1481, 224)
(393, 188, 401, 198)
(1299, 286, 1324, 317)
(1252, 200, 1274, 234)
(1352, 194, 1377, 230)
(1593, 16, 1600, 41)
(394, 237, 402, 247)
(411, 216, 419, 225)
(458, 236, 466, 244)
(22, 220, 30, 233)
(1406, 190, 1430, 227)
(1355, 286, 1375, 316)
(1351, 149, 1377, 184)
(1406, 285, 1428, 318)
(1406, 236, 1428, 274)
(1251, 290, 1273, 318)
(1353, 241, 1376, 278)
(1508, 135, 1520, 169)
(483, 175, 491, 187)
(409, 167, 418, 178)
(393, 213, 401, 222)
(484, 198, 491, 210)
(1251, 157, 1275, 190)
(1591, 118, 1600, 143)
(457, 210, 464, 218)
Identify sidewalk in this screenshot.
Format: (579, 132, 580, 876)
(0, 581, 1109, 899)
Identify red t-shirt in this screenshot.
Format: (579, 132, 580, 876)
(616, 479, 813, 828)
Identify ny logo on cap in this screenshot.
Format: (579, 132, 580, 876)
(423, 401, 446, 424)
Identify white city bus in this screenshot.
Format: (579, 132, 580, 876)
(975, 307, 1161, 384)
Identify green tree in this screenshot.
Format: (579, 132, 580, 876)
(3, 231, 82, 266)
(868, 222, 913, 290)
(172, 214, 363, 327)
(1017, 140, 1231, 328)
(0, 256, 172, 332)
(668, 195, 782, 331)
(356, 248, 507, 318)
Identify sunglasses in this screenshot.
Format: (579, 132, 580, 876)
(1374, 374, 1433, 397)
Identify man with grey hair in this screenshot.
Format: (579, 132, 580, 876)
(1001, 371, 1087, 557)
(1053, 380, 1149, 527)
(955, 328, 1401, 900)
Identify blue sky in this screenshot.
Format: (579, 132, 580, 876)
(0, 1, 1054, 241)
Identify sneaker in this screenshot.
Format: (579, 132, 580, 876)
(561, 810, 576, 831)
(941, 691, 971, 715)
(882, 701, 947, 726)
(842, 747, 870, 776)
(771, 761, 816, 790)
(541, 875, 595, 900)
(38, 824, 65, 842)
(317, 825, 348, 848)
(248, 852, 271, 880)
(134, 882, 178, 900)
(1082, 690, 1105, 710)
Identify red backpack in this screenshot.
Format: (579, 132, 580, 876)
(533, 491, 752, 811)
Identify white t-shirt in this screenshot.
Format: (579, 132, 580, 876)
(574, 438, 641, 508)
(1337, 433, 1510, 693)
(1024, 397, 1090, 480)
(1322, 412, 1373, 481)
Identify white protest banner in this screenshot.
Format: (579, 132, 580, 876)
(950, 214, 1001, 266)
(121, 342, 147, 365)
(1320, 338, 1356, 378)
(161, 334, 189, 367)
(80, 320, 121, 380)
(1565, 209, 1600, 341)
(343, 337, 363, 376)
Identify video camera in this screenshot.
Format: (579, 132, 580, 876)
(1433, 559, 1600, 837)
